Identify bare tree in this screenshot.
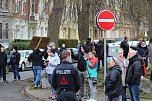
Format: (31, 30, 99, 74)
(147, 0, 152, 38)
(47, 0, 65, 46)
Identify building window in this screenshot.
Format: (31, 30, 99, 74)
(68, 28, 71, 39)
(16, 0, 19, 12)
(5, 0, 8, 8)
(22, 0, 26, 15)
(0, 23, 2, 39)
(5, 23, 8, 39)
(30, 0, 34, 16)
(0, 0, 2, 8)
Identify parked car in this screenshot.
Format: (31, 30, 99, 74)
(18, 50, 33, 71)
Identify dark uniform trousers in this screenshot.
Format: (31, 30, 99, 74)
(57, 91, 78, 101)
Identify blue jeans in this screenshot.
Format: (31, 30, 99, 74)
(33, 66, 42, 86)
(47, 74, 56, 94)
(128, 84, 140, 101)
(122, 86, 127, 101)
(11, 64, 20, 80)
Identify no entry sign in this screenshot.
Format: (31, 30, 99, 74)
(96, 10, 116, 30)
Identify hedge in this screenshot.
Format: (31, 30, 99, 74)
(58, 39, 78, 48)
(11, 41, 31, 50)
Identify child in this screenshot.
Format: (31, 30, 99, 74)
(45, 48, 60, 100)
(85, 51, 98, 101)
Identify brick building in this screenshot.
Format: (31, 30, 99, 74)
(10, 0, 51, 40)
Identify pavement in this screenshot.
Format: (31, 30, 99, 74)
(24, 86, 104, 101)
(24, 85, 152, 101)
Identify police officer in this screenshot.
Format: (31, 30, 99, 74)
(52, 50, 81, 101)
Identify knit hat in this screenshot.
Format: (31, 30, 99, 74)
(111, 57, 119, 65)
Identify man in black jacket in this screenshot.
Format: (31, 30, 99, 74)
(105, 57, 122, 101)
(0, 46, 8, 83)
(28, 48, 43, 88)
(95, 39, 103, 71)
(120, 37, 129, 59)
(126, 46, 142, 101)
(10, 46, 21, 81)
(52, 50, 81, 101)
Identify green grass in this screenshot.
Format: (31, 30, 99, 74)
(28, 74, 48, 90)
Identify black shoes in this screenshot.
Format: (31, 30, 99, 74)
(3, 81, 9, 84)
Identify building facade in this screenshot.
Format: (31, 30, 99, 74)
(10, 0, 51, 40)
(0, 0, 10, 40)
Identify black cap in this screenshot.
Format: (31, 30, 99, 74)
(130, 46, 137, 51)
(48, 48, 56, 54)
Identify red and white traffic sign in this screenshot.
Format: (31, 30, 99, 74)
(96, 10, 116, 30)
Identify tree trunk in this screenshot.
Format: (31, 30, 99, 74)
(77, 0, 90, 42)
(47, 0, 65, 47)
(147, 1, 152, 38)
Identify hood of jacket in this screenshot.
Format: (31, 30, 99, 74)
(129, 55, 141, 65)
(110, 65, 122, 74)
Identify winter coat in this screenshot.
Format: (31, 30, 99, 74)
(95, 41, 102, 59)
(52, 60, 81, 93)
(137, 45, 148, 58)
(118, 58, 128, 86)
(120, 40, 129, 52)
(46, 53, 60, 74)
(86, 42, 94, 52)
(125, 55, 142, 85)
(28, 49, 44, 67)
(148, 43, 152, 64)
(86, 58, 98, 78)
(77, 52, 87, 72)
(137, 45, 148, 67)
(105, 65, 122, 97)
(0, 52, 7, 67)
(10, 52, 20, 65)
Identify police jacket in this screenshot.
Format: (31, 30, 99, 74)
(28, 49, 43, 67)
(52, 60, 81, 93)
(0, 52, 7, 67)
(10, 52, 20, 65)
(105, 65, 122, 97)
(125, 55, 142, 85)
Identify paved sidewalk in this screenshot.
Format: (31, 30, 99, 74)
(24, 85, 103, 101)
(24, 85, 152, 101)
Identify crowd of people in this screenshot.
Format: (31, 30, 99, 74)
(1, 36, 152, 101)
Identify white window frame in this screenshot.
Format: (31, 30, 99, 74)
(30, 0, 34, 16)
(15, 0, 19, 12)
(22, 0, 26, 15)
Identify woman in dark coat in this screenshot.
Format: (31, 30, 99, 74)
(137, 40, 148, 76)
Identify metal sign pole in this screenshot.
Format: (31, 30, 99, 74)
(104, 30, 107, 101)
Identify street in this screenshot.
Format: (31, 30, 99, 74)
(0, 70, 45, 101)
